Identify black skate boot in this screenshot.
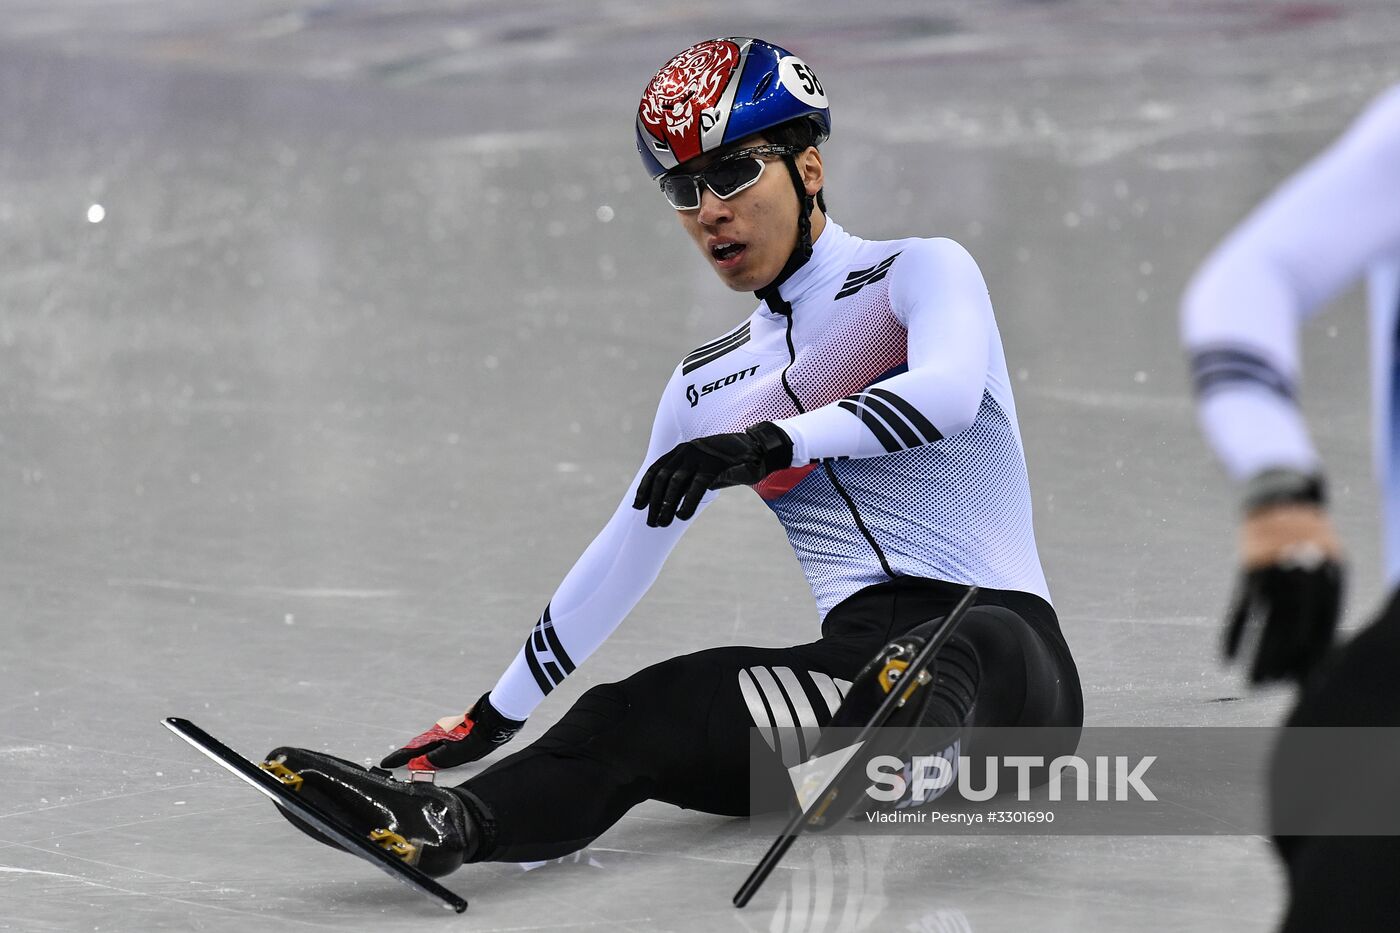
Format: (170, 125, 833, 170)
(798, 615, 977, 826)
(261, 747, 477, 877)
(823, 615, 950, 736)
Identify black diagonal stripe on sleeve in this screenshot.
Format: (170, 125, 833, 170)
(866, 387, 943, 443)
(524, 639, 552, 693)
(683, 323, 751, 374)
(538, 605, 575, 674)
(838, 398, 901, 453)
(523, 604, 571, 694)
(1190, 347, 1296, 401)
(854, 393, 923, 449)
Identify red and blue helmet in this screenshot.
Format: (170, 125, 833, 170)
(636, 37, 831, 179)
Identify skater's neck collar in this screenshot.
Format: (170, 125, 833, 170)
(756, 219, 852, 317)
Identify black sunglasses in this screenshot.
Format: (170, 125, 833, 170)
(658, 145, 797, 210)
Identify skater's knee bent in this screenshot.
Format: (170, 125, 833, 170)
(941, 605, 1082, 730)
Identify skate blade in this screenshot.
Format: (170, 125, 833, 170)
(369, 828, 421, 865)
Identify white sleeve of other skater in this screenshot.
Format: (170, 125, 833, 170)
(487, 369, 712, 721)
(1181, 85, 1400, 480)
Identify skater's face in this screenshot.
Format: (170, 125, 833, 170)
(671, 136, 825, 292)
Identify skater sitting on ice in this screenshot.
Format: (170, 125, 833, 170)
(263, 37, 1084, 876)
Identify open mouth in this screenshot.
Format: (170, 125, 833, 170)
(711, 242, 746, 264)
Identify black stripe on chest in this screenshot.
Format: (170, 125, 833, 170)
(683, 321, 751, 375)
(834, 253, 901, 300)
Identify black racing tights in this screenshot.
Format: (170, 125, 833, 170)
(452, 578, 1083, 862)
(1272, 586, 1400, 933)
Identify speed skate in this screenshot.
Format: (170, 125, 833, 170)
(161, 717, 469, 914)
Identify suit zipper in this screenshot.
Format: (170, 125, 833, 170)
(778, 310, 896, 580)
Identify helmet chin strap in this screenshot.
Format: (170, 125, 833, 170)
(753, 155, 817, 317)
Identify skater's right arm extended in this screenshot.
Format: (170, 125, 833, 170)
(383, 369, 710, 769)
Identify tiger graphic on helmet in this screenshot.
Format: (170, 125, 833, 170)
(638, 38, 743, 165)
(635, 37, 831, 179)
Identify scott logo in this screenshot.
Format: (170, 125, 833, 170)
(686, 365, 760, 407)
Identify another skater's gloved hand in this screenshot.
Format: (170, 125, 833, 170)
(380, 692, 525, 771)
(1224, 475, 1343, 684)
(633, 422, 793, 527)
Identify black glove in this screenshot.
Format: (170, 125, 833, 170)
(380, 692, 525, 771)
(1224, 556, 1342, 685)
(633, 422, 793, 527)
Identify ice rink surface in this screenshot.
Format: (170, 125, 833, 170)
(3, 1, 1399, 930)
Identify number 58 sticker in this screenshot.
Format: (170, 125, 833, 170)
(778, 56, 828, 108)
